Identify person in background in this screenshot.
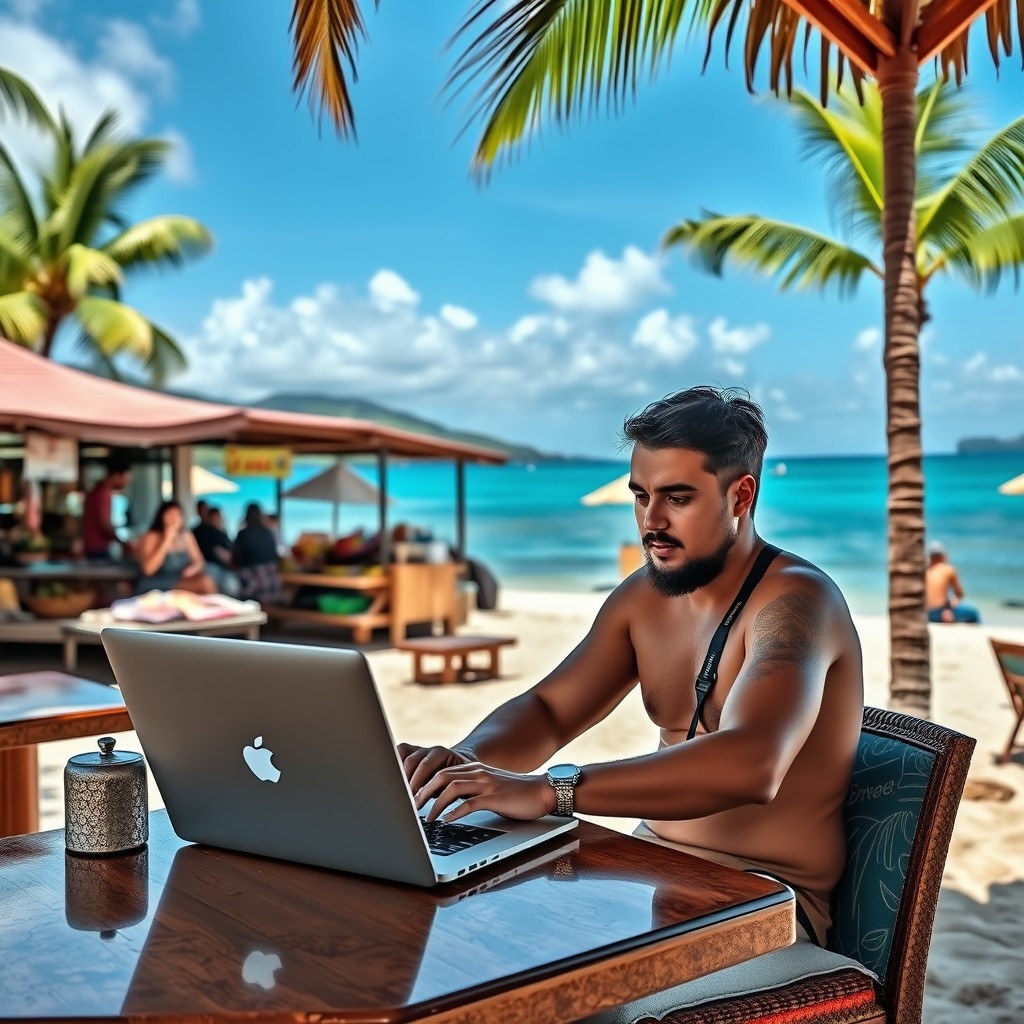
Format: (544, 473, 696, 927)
(193, 505, 236, 594)
(232, 502, 283, 605)
(193, 499, 209, 528)
(82, 456, 132, 560)
(926, 541, 981, 623)
(136, 500, 215, 595)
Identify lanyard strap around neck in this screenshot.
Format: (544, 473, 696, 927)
(686, 544, 781, 742)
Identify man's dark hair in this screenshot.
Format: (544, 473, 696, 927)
(105, 453, 132, 477)
(621, 386, 768, 515)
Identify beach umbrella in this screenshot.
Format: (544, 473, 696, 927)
(283, 460, 386, 534)
(998, 473, 1024, 496)
(580, 473, 632, 507)
(162, 465, 239, 499)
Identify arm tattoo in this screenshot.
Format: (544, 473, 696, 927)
(746, 590, 826, 684)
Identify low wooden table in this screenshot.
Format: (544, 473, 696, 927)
(397, 634, 517, 684)
(61, 609, 267, 671)
(0, 671, 132, 838)
(0, 810, 795, 1023)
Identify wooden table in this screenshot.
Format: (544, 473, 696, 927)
(397, 634, 517, 684)
(61, 609, 267, 671)
(0, 671, 132, 838)
(0, 810, 794, 1023)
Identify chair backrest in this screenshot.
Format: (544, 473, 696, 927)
(828, 707, 974, 1024)
(990, 638, 1024, 707)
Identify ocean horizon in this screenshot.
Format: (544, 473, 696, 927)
(199, 451, 1024, 627)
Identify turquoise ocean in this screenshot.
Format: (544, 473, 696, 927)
(203, 453, 1024, 626)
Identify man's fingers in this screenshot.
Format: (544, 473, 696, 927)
(441, 797, 481, 823)
(400, 746, 428, 781)
(409, 750, 452, 792)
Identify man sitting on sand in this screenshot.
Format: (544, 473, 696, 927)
(400, 386, 864, 959)
(926, 541, 981, 623)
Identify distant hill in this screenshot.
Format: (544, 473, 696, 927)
(957, 433, 1024, 454)
(244, 392, 579, 462)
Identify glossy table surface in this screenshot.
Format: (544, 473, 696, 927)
(0, 811, 794, 1023)
(0, 671, 130, 749)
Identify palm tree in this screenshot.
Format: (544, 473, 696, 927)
(664, 79, 1024, 703)
(286, 0, 1024, 717)
(0, 68, 212, 383)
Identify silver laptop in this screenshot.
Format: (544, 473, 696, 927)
(101, 629, 578, 884)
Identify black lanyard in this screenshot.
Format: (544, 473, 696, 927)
(686, 544, 781, 741)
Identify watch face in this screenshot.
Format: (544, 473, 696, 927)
(547, 763, 579, 781)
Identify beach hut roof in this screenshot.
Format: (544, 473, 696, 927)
(0, 340, 506, 463)
(998, 473, 1024, 496)
(580, 473, 633, 506)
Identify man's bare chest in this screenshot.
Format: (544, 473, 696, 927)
(632, 617, 748, 735)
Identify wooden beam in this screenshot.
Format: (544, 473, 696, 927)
(782, 0, 895, 73)
(914, 0, 999, 63)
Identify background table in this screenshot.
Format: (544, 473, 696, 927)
(61, 610, 267, 670)
(0, 671, 132, 837)
(0, 810, 794, 1023)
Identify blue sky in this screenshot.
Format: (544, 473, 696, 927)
(2, 0, 1024, 459)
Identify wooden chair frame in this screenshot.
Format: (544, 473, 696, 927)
(989, 638, 1024, 764)
(642, 707, 975, 1024)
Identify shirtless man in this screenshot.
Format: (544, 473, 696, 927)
(926, 541, 981, 623)
(401, 386, 863, 949)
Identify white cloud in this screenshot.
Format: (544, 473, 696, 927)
(98, 20, 174, 97)
(720, 358, 746, 377)
(162, 127, 194, 182)
(154, 0, 201, 37)
(776, 405, 803, 422)
(990, 364, 1023, 382)
(528, 246, 668, 314)
(368, 269, 420, 311)
(708, 317, 771, 355)
(768, 388, 787, 402)
(964, 352, 987, 374)
(631, 309, 698, 362)
(440, 304, 478, 331)
(854, 327, 881, 351)
(3, 0, 50, 18)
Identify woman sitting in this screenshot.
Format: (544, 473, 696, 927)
(232, 502, 283, 606)
(136, 500, 216, 595)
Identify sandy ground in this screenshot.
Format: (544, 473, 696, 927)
(31, 589, 1024, 1023)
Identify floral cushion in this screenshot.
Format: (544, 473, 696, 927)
(827, 733, 935, 976)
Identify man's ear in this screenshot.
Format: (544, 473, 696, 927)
(731, 474, 757, 518)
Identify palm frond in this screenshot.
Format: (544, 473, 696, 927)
(936, 0, 1024, 84)
(917, 113, 1024, 252)
(924, 213, 1024, 291)
(449, 0, 689, 175)
(0, 220, 32, 288)
(0, 291, 46, 345)
(788, 86, 883, 242)
(144, 320, 188, 385)
(0, 138, 39, 242)
(73, 296, 152, 361)
(663, 211, 880, 294)
(0, 67, 57, 135)
(290, 0, 366, 139)
(64, 243, 123, 299)
(83, 111, 121, 153)
(102, 216, 212, 274)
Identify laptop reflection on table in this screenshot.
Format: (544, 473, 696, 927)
(120, 835, 589, 1019)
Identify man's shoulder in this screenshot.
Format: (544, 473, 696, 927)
(752, 550, 850, 620)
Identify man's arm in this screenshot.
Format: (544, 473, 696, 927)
(403, 583, 641, 789)
(949, 567, 965, 602)
(420, 569, 842, 822)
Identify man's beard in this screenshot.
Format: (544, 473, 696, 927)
(644, 530, 737, 598)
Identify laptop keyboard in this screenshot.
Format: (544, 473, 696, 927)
(420, 818, 506, 857)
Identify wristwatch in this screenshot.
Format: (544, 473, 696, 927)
(545, 763, 582, 817)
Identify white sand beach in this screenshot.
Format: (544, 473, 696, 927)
(36, 590, 1024, 1023)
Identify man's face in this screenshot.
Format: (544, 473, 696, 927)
(629, 446, 751, 598)
(209, 511, 224, 530)
(110, 471, 130, 491)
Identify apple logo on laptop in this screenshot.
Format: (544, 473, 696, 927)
(242, 736, 281, 783)
(242, 949, 282, 989)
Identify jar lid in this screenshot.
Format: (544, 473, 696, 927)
(68, 736, 144, 767)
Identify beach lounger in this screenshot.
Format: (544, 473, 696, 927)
(990, 638, 1024, 764)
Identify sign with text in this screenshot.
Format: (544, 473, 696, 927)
(224, 445, 292, 479)
(23, 431, 78, 483)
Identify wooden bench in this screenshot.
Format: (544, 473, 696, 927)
(396, 635, 517, 685)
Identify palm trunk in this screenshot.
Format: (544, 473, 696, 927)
(878, 49, 929, 717)
(39, 311, 61, 358)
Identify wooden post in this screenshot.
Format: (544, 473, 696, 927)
(171, 447, 193, 511)
(455, 459, 466, 561)
(377, 449, 390, 565)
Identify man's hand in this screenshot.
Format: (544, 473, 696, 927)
(415, 762, 557, 823)
(398, 743, 474, 793)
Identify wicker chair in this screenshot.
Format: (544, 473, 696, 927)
(601, 707, 975, 1024)
(989, 639, 1024, 763)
